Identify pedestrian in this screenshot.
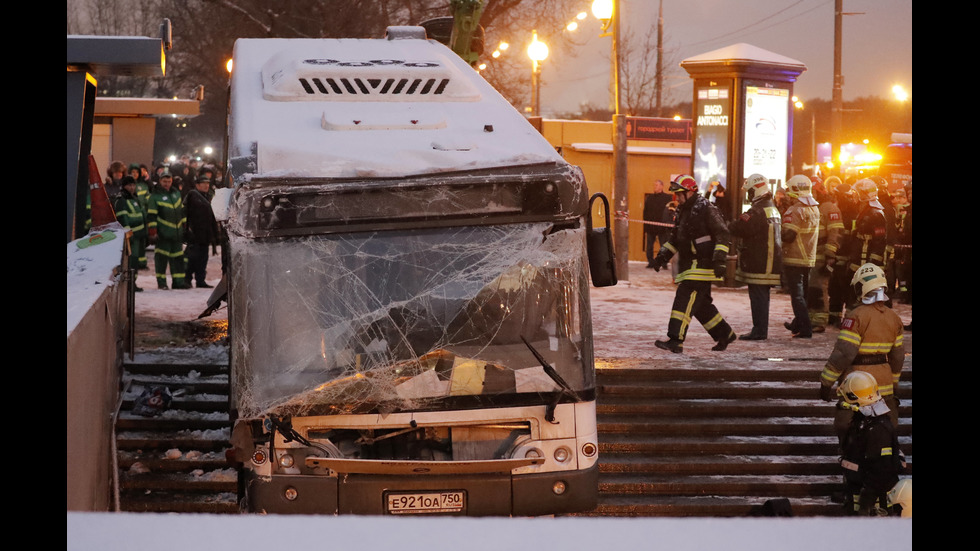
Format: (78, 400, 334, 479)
(707, 181, 732, 224)
(643, 179, 673, 268)
(730, 174, 782, 340)
(104, 160, 126, 201)
(781, 175, 821, 338)
(112, 176, 147, 288)
(649, 175, 736, 353)
(146, 170, 189, 290)
(184, 175, 220, 289)
(819, 263, 904, 444)
(806, 179, 844, 332)
(834, 371, 906, 516)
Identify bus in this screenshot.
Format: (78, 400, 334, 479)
(220, 27, 612, 516)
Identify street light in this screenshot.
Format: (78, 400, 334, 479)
(527, 30, 549, 117)
(794, 97, 817, 178)
(591, 0, 627, 279)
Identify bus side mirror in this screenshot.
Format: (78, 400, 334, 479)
(586, 193, 618, 287)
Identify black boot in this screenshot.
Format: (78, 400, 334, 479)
(712, 332, 737, 351)
(655, 339, 684, 353)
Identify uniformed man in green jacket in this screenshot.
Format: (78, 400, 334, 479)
(113, 176, 147, 289)
(146, 171, 188, 290)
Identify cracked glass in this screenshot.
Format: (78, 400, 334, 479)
(229, 220, 594, 419)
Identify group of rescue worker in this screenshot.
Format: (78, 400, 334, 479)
(105, 160, 223, 291)
(647, 172, 910, 517)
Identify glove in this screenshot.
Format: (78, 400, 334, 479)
(820, 385, 836, 402)
(650, 255, 666, 272)
(713, 262, 726, 279)
(148, 227, 157, 243)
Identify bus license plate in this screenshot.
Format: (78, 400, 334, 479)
(386, 491, 465, 514)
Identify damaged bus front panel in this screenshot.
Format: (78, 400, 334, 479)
(225, 32, 601, 516)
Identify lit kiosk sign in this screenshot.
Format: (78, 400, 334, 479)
(681, 43, 806, 221)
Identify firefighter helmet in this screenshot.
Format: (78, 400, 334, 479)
(669, 174, 699, 194)
(854, 178, 884, 209)
(744, 174, 771, 202)
(837, 371, 881, 407)
(887, 479, 912, 517)
(851, 263, 887, 299)
(787, 174, 818, 206)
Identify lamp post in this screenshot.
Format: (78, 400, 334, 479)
(592, 0, 628, 280)
(527, 31, 549, 117)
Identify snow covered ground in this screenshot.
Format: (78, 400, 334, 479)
(68, 236, 912, 550)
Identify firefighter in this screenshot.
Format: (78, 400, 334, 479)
(146, 170, 189, 290)
(841, 178, 888, 307)
(112, 176, 147, 290)
(781, 175, 821, 338)
(819, 263, 904, 443)
(807, 179, 844, 332)
(730, 174, 782, 340)
(649, 175, 736, 353)
(835, 371, 906, 516)
(828, 179, 858, 327)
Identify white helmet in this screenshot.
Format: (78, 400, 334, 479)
(744, 174, 771, 202)
(787, 175, 818, 206)
(837, 371, 881, 407)
(851, 263, 887, 299)
(887, 479, 912, 517)
(854, 178, 884, 209)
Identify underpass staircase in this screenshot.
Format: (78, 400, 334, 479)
(578, 362, 912, 517)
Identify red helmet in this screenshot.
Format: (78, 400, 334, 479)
(669, 175, 699, 194)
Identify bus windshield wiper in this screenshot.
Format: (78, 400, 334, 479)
(520, 336, 581, 423)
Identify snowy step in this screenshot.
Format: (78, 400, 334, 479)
(597, 400, 912, 418)
(117, 449, 231, 472)
(597, 474, 842, 497)
(123, 362, 228, 377)
(119, 469, 238, 492)
(117, 490, 238, 514)
(571, 495, 846, 518)
(115, 428, 231, 451)
(597, 455, 846, 476)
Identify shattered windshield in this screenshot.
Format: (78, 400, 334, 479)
(230, 222, 593, 418)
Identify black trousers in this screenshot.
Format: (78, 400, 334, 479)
(784, 266, 812, 336)
(747, 284, 772, 337)
(667, 279, 733, 343)
(185, 243, 210, 286)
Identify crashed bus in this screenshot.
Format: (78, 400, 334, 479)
(220, 27, 614, 516)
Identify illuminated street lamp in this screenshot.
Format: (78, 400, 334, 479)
(794, 96, 817, 177)
(527, 30, 549, 117)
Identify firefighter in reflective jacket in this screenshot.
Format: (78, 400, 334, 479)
(841, 179, 887, 306)
(730, 174, 782, 340)
(835, 371, 906, 515)
(807, 180, 844, 331)
(650, 175, 736, 353)
(146, 171, 188, 290)
(820, 264, 904, 444)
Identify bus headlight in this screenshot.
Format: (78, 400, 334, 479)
(581, 442, 597, 457)
(278, 453, 295, 468)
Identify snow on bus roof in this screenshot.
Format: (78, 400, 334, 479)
(228, 34, 563, 180)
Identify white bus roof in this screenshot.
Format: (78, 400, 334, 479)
(229, 32, 563, 180)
